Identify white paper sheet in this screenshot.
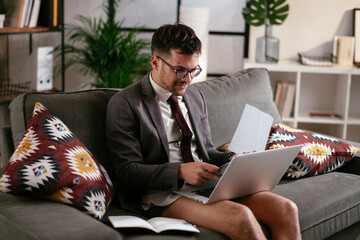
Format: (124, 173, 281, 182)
(228, 104, 273, 154)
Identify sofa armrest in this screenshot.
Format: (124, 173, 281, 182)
(0, 126, 14, 168)
(0, 193, 123, 240)
(337, 156, 360, 176)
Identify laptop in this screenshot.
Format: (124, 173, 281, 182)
(174, 104, 302, 204)
(174, 145, 302, 204)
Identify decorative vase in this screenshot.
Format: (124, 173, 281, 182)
(0, 14, 5, 28)
(255, 24, 279, 63)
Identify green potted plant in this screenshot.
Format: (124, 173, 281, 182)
(0, 0, 10, 28)
(242, 0, 289, 63)
(54, 0, 150, 89)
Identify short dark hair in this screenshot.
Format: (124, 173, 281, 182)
(151, 23, 202, 56)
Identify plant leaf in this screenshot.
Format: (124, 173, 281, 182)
(242, 0, 267, 26)
(53, 0, 151, 89)
(268, 0, 289, 25)
(242, 0, 289, 26)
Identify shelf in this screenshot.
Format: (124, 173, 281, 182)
(297, 116, 345, 125)
(347, 115, 360, 125)
(0, 27, 61, 35)
(244, 60, 360, 75)
(0, 26, 65, 91)
(244, 60, 360, 141)
(282, 117, 295, 122)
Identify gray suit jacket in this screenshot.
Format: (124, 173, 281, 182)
(105, 74, 230, 213)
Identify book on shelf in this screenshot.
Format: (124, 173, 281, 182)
(37, 0, 63, 28)
(108, 216, 200, 233)
(333, 36, 355, 67)
(309, 112, 342, 120)
(273, 81, 296, 118)
(24, 0, 34, 27)
(18, 0, 30, 28)
(281, 83, 296, 118)
(28, 0, 42, 28)
(15, 0, 64, 29)
(273, 81, 283, 106)
(16, 0, 24, 28)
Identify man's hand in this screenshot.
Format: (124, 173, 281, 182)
(178, 162, 221, 185)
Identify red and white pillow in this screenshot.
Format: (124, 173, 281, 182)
(0, 102, 113, 220)
(267, 123, 360, 178)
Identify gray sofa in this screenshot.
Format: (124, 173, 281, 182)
(0, 68, 359, 239)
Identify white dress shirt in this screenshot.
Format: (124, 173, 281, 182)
(141, 72, 202, 210)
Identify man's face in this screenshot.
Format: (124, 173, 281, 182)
(151, 49, 200, 96)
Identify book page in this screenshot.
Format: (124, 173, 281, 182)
(148, 217, 199, 233)
(228, 104, 273, 154)
(108, 216, 199, 233)
(108, 216, 157, 232)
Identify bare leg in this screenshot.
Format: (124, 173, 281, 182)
(236, 191, 301, 240)
(162, 197, 266, 240)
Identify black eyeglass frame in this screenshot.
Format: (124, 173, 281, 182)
(157, 56, 202, 79)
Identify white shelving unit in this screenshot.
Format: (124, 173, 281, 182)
(244, 60, 360, 142)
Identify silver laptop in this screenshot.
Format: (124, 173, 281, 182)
(174, 144, 302, 204)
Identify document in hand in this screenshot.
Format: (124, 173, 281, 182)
(228, 104, 274, 154)
(108, 216, 200, 233)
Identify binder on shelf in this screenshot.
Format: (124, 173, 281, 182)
(37, 0, 63, 28)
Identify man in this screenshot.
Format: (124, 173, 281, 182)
(106, 23, 301, 240)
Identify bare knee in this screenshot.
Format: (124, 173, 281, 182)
(270, 198, 301, 239)
(227, 205, 265, 240)
(280, 199, 299, 221)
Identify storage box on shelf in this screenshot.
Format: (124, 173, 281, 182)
(244, 60, 360, 142)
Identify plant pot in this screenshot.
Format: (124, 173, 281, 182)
(255, 24, 279, 63)
(0, 14, 5, 28)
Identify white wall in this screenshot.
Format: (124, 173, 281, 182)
(248, 0, 360, 61)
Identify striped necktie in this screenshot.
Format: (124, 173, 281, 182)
(167, 94, 194, 163)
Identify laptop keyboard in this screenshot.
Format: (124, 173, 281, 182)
(192, 187, 214, 198)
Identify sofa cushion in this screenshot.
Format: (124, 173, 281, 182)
(0, 126, 14, 167)
(0, 102, 113, 220)
(273, 171, 360, 239)
(9, 89, 119, 185)
(0, 193, 122, 240)
(267, 123, 360, 178)
(194, 68, 281, 148)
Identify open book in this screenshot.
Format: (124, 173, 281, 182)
(108, 216, 199, 233)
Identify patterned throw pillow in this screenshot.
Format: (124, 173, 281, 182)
(267, 123, 360, 178)
(0, 102, 113, 220)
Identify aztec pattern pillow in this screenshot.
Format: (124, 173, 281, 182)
(267, 123, 360, 178)
(0, 102, 113, 220)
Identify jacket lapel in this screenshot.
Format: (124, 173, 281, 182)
(141, 75, 170, 158)
(184, 90, 208, 159)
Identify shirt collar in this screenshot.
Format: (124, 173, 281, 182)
(149, 71, 183, 103)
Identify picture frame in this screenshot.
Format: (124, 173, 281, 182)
(353, 8, 360, 65)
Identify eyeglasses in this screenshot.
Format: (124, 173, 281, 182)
(158, 56, 202, 79)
